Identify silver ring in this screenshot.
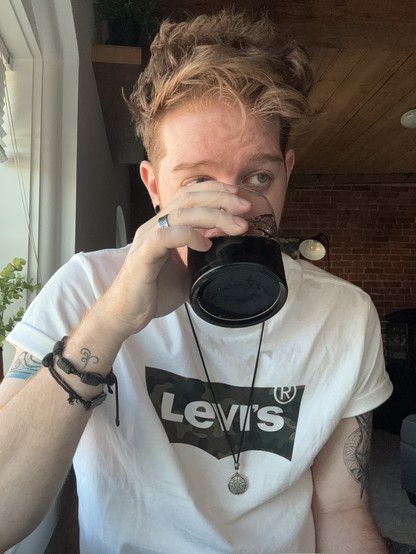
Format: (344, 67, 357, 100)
(157, 214, 170, 229)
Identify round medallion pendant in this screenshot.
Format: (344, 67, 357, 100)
(228, 472, 248, 495)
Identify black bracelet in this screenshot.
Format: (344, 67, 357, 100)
(53, 337, 116, 389)
(46, 358, 107, 411)
(42, 338, 120, 426)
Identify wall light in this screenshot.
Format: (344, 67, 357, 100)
(299, 233, 331, 271)
(400, 109, 416, 129)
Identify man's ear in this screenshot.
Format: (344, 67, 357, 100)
(285, 149, 295, 186)
(140, 161, 159, 209)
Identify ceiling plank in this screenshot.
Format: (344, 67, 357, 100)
(157, 0, 416, 49)
(291, 48, 366, 166)
(333, 86, 416, 173)
(386, 141, 416, 174)
(321, 53, 416, 173)
(294, 50, 415, 173)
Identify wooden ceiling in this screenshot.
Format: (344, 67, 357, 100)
(156, 0, 416, 185)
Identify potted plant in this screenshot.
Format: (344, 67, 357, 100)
(0, 258, 41, 380)
(93, 0, 160, 46)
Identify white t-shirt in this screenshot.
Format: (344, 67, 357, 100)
(8, 247, 392, 553)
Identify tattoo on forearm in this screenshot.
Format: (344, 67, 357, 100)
(6, 352, 42, 380)
(80, 348, 99, 370)
(343, 412, 372, 498)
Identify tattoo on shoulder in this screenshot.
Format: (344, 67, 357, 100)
(6, 352, 42, 380)
(343, 412, 372, 498)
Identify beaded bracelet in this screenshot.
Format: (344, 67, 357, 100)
(42, 337, 120, 426)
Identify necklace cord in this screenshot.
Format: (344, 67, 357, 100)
(236, 320, 265, 464)
(184, 304, 265, 468)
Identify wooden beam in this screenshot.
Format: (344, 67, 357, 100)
(289, 173, 416, 187)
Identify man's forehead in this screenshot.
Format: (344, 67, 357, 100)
(157, 104, 283, 164)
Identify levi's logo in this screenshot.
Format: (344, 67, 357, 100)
(146, 367, 305, 461)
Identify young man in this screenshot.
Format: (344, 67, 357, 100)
(0, 10, 392, 553)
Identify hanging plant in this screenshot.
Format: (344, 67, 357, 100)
(0, 258, 41, 379)
(93, 0, 160, 46)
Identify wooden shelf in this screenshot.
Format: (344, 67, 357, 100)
(92, 44, 142, 65)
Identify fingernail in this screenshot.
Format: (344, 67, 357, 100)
(233, 216, 248, 227)
(225, 184, 237, 192)
(203, 238, 213, 249)
(237, 196, 251, 206)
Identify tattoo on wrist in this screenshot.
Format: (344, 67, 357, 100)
(343, 412, 372, 498)
(80, 348, 99, 370)
(7, 352, 42, 380)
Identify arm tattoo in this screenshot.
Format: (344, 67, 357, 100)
(80, 348, 99, 370)
(343, 412, 372, 498)
(6, 352, 42, 380)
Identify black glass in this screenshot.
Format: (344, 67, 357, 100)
(188, 188, 288, 327)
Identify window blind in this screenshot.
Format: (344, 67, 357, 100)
(0, 37, 11, 163)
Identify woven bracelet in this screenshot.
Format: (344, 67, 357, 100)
(53, 337, 117, 388)
(42, 337, 120, 426)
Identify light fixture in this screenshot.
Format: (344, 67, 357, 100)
(400, 109, 416, 129)
(299, 233, 330, 271)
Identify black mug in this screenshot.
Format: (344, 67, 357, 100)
(188, 188, 288, 327)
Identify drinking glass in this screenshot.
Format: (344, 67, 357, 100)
(187, 187, 288, 327)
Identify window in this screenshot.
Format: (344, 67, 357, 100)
(0, 37, 10, 163)
(0, 0, 79, 373)
(0, 0, 79, 279)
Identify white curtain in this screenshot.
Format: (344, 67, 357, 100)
(0, 48, 7, 163)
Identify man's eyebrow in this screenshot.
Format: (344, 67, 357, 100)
(251, 154, 284, 164)
(172, 160, 219, 173)
(172, 154, 284, 173)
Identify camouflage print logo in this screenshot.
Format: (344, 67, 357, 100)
(146, 367, 305, 461)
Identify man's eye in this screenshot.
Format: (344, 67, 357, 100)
(185, 176, 210, 186)
(244, 172, 272, 186)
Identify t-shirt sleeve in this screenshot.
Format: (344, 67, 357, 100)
(6, 253, 98, 361)
(342, 298, 393, 418)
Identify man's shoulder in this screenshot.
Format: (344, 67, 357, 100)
(76, 245, 130, 264)
(283, 254, 373, 313)
(73, 245, 130, 275)
(285, 254, 367, 292)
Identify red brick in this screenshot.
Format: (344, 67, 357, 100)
(280, 181, 416, 332)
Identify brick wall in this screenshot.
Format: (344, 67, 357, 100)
(280, 183, 416, 324)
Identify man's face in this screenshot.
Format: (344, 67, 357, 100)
(141, 101, 295, 249)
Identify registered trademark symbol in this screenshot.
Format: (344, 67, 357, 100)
(273, 386, 297, 404)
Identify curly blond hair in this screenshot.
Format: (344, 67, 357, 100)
(128, 9, 314, 163)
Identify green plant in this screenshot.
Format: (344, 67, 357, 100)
(93, 0, 159, 44)
(0, 258, 41, 349)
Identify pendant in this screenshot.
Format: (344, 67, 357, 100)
(228, 471, 248, 495)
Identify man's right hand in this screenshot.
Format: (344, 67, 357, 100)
(94, 180, 251, 342)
